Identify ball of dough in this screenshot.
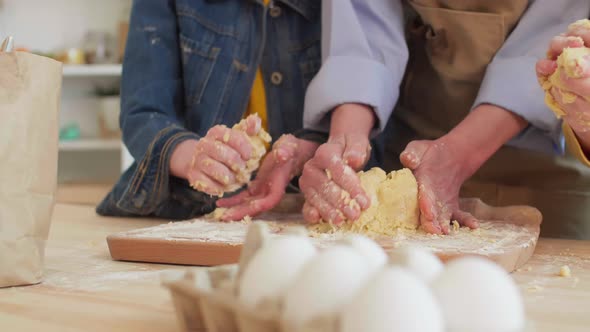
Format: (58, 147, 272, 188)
(239, 236, 316, 308)
(282, 246, 372, 328)
(341, 266, 444, 332)
(432, 257, 525, 331)
(388, 246, 443, 283)
(310, 167, 420, 236)
(341, 235, 387, 274)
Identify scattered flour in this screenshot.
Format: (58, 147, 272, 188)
(116, 212, 539, 257)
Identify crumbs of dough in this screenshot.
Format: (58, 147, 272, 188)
(516, 265, 533, 273)
(527, 285, 544, 293)
(558, 265, 572, 277)
(206, 208, 252, 224)
(207, 208, 227, 220)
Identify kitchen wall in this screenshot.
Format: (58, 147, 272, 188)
(1, 0, 133, 184)
(0, 0, 130, 53)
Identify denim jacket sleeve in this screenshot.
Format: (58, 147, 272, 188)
(122, 0, 197, 161)
(113, 0, 204, 216)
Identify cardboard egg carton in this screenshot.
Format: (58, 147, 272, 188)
(162, 221, 537, 332)
(161, 222, 340, 332)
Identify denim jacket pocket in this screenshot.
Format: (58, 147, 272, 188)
(179, 34, 221, 107)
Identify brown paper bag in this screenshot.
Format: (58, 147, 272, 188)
(0, 51, 62, 287)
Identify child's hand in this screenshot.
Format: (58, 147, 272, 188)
(216, 135, 318, 220)
(169, 116, 261, 196)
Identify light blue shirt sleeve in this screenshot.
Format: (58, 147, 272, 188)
(303, 0, 408, 136)
(473, 0, 590, 150)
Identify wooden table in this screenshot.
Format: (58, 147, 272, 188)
(0, 204, 589, 332)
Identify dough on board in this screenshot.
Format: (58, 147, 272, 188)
(311, 167, 420, 236)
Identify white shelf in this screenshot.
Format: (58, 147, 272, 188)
(62, 64, 122, 77)
(59, 139, 121, 151)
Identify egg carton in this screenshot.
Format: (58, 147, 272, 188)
(162, 222, 536, 332)
(162, 222, 343, 332)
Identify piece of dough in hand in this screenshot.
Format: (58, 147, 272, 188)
(541, 19, 590, 118)
(311, 167, 420, 236)
(229, 115, 272, 191)
(192, 114, 271, 195)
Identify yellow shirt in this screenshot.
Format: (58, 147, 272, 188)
(563, 123, 590, 166)
(245, 68, 268, 132)
(243, 0, 270, 134)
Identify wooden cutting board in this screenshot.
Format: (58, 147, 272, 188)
(107, 196, 542, 272)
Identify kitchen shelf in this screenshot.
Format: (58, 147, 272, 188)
(59, 139, 121, 151)
(62, 64, 122, 77)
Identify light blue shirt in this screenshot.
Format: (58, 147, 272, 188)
(304, 0, 590, 155)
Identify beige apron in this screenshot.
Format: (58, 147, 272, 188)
(384, 0, 590, 239)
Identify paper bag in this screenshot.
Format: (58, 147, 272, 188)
(0, 51, 62, 287)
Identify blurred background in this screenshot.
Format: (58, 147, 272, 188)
(0, 0, 133, 204)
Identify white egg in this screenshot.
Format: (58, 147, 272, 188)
(341, 266, 444, 332)
(342, 235, 387, 273)
(282, 246, 372, 327)
(388, 246, 443, 283)
(432, 257, 525, 332)
(238, 236, 316, 308)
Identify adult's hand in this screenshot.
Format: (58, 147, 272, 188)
(216, 135, 318, 220)
(299, 103, 375, 225)
(400, 140, 479, 234)
(536, 22, 590, 152)
(401, 104, 528, 234)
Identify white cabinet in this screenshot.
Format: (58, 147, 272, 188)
(62, 64, 122, 77)
(58, 64, 124, 183)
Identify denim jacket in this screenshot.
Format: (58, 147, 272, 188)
(96, 0, 322, 219)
